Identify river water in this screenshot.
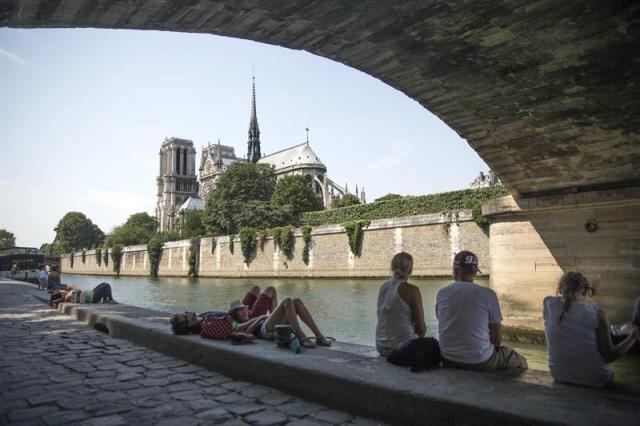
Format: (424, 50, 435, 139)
(63, 273, 639, 386)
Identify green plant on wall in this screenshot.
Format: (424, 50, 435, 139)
(301, 225, 312, 265)
(103, 247, 109, 267)
(342, 220, 370, 257)
(111, 244, 123, 277)
(188, 238, 200, 277)
(69, 252, 74, 269)
(272, 225, 294, 260)
(257, 229, 269, 251)
(229, 235, 235, 254)
(239, 227, 257, 264)
(210, 237, 217, 254)
(95, 247, 102, 266)
(471, 203, 490, 232)
(81, 249, 86, 264)
(147, 237, 164, 278)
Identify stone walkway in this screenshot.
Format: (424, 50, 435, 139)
(0, 282, 382, 426)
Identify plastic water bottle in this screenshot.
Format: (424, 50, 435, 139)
(289, 335, 302, 354)
(610, 323, 632, 336)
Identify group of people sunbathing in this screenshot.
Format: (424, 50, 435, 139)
(171, 285, 334, 348)
(46, 265, 117, 306)
(172, 250, 639, 388)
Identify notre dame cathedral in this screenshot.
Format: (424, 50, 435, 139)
(156, 77, 366, 232)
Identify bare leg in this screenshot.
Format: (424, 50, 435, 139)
(293, 298, 324, 338)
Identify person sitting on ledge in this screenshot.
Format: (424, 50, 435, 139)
(170, 285, 278, 335)
(436, 250, 528, 371)
(543, 272, 638, 387)
(46, 265, 69, 292)
(375, 251, 426, 357)
(228, 297, 334, 348)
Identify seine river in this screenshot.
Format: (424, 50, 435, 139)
(63, 273, 639, 386)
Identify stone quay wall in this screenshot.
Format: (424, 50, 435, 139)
(60, 210, 488, 279)
(484, 187, 640, 328)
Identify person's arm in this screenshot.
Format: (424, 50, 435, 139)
(398, 282, 426, 336)
(596, 309, 639, 362)
(236, 316, 264, 333)
(488, 290, 503, 346)
(489, 322, 502, 346)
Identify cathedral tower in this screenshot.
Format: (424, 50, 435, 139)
(156, 137, 198, 232)
(247, 76, 261, 163)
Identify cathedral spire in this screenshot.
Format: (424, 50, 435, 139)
(216, 138, 223, 170)
(247, 73, 261, 163)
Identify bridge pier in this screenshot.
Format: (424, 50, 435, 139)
(484, 187, 640, 330)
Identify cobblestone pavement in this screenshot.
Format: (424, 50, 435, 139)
(0, 283, 383, 426)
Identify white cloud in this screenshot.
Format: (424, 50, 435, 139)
(366, 144, 412, 170)
(0, 46, 28, 67)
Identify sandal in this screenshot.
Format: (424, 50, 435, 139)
(299, 336, 316, 348)
(315, 336, 335, 347)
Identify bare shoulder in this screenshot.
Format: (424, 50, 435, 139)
(398, 281, 421, 299)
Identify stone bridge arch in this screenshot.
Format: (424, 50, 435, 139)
(2, 1, 638, 196)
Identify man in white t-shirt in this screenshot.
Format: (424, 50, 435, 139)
(436, 251, 528, 370)
(37, 264, 48, 291)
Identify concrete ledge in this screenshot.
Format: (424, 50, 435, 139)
(44, 300, 640, 426)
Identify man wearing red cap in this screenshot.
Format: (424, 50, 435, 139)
(436, 250, 528, 371)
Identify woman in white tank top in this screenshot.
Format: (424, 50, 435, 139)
(375, 252, 426, 357)
(543, 272, 638, 387)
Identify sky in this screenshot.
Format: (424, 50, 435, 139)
(0, 28, 489, 248)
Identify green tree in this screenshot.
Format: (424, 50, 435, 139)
(0, 229, 16, 249)
(374, 193, 403, 203)
(203, 163, 277, 235)
(332, 193, 361, 209)
(108, 212, 157, 246)
(271, 175, 323, 224)
(53, 212, 105, 252)
(181, 210, 205, 239)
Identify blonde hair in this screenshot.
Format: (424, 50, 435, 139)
(391, 252, 413, 280)
(557, 271, 593, 323)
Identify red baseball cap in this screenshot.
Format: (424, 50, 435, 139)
(453, 250, 482, 274)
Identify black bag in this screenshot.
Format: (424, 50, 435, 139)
(386, 337, 441, 372)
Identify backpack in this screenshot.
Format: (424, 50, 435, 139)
(386, 337, 441, 372)
(200, 315, 233, 340)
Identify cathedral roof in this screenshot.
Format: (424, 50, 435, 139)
(178, 196, 205, 212)
(258, 143, 326, 171)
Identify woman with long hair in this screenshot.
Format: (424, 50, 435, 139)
(543, 272, 638, 386)
(375, 252, 426, 357)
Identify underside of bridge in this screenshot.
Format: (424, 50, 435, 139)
(1, 1, 638, 196)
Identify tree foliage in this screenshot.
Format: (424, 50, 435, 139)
(108, 212, 157, 247)
(110, 244, 123, 276)
(53, 212, 105, 252)
(271, 175, 323, 224)
(181, 210, 205, 239)
(239, 227, 257, 264)
(203, 163, 278, 235)
(331, 193, 361, 209)
(0, 229, 16, 250)
(342, 220, 370, 257)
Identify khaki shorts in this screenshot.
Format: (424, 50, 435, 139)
(443, 345, 528, 371)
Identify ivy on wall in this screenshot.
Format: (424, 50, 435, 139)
(301, 225, 312, 265)
(239, 227, 257, 264)
(272, 225, 294, 260)
(210, 237, 217, 254)
(70, 252, 74, 269)
(257, 229, 269, 251)
(111, 244, 123, 277)
(103, 247, 109, 267)
(81, 250, 86, 264)
(342, 220, 370, 257)
(188, 238, 200, 277)
(147, 237, 163, 278)
(95, 247, 102, 266)
(302, 186, 507, 226)
(471, 203, 490, 232)
(229, 235, 235, 254)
